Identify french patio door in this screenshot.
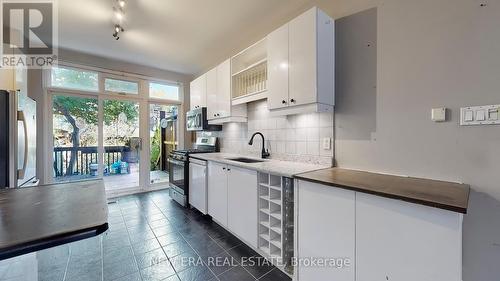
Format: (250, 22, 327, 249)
(51, 92, 178, 194)
(51, 93, 145, 193)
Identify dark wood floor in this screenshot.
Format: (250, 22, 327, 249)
(0, 189, 291, 281)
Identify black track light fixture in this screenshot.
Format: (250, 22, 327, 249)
(113, 24, 124, 40)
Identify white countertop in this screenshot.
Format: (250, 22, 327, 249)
(190, 153, 330, 177)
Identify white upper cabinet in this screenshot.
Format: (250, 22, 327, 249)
(216, 59, 232, 119)
(267, 7, 335, 115)
(189, 74, 206, 110)
(192, 59, 247, 123)
(206, 67, 217, 119)
(267, 24, 289, 110)
(289, 8, 318, 107)
(208, 59, 247, 124)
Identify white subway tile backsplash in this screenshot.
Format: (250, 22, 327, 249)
(276, 117, 287, 129)
(308, 113, 320, 126)
(286, 115, 296, 129)
(296, 141, 307, 155)
(307, 127, 320, 141)
(295, 114, 309, 128)
(286, 142, 297, 155)
(306, 141, 320, 155)
(286, 129, 296, 142)
(319, 126, 334, 140)
(295, 128, 308, 141)
(319, 112, 334, 128)
(276, 141, 286, 154)
(267, 118, 278, 130)
(216, 100, 334, 164)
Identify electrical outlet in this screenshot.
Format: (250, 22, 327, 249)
(322, 137, 331, 150)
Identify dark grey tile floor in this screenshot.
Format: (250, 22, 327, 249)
(0, 189, 291, 281)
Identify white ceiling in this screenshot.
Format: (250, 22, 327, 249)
(58, 0, 318, 75)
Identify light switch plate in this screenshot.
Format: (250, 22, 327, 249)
(461, 104, 500, 125)
(431, 108, 446, 122)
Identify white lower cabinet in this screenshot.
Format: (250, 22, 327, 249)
(355, 192, 462, 281)
(296, 180, 356, 281)
(296, 180, 463, 281)
(207, 161, 258, 246)
(227, 166, 258, 248)
(207, 162, 228, 227)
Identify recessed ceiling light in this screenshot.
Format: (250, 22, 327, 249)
(115, 9, 124, 21)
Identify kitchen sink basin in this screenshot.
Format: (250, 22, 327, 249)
(227, 157, 265, 163)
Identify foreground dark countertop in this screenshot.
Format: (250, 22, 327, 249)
(0, 180, 108, 260)
(295, 168, 470, 214)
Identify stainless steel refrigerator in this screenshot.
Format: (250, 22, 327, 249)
(0, 90, 38, 188)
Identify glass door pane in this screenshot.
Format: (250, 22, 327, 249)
(103, 100, 140, 191)
(52, 94, 98, 182)
(149, 104, 178, 185)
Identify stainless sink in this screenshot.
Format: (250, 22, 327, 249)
(226, 157, 265, 163)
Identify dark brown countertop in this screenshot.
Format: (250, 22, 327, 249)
(295, 168, 470, 214)
(0, 180, 109, 260)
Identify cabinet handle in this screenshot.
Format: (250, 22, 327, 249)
(227, 168, 231, 171)
(290, 99, 296, 103)
(223, 167, 226, 170)
(282, 100, 287, 104)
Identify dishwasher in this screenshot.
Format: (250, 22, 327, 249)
(188, 158, 208, 214)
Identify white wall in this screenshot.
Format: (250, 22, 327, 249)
(309, 1, 500, 280)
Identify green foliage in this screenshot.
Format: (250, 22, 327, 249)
(53, 96, 139, 126)
(53, 96, 98, 124)
(150, 126, 161, 171)
(51, 67, 98, 92)
(103, 100, 139, 125)
(105, 78, 139, 94)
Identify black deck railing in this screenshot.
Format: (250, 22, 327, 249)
(53, 146, 136, 177)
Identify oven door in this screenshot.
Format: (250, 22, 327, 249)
(168, 157, 187, 194)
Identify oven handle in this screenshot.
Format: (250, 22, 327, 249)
(168, 158, 185, 166)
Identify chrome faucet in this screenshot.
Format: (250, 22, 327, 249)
(248, 132, 270, 159)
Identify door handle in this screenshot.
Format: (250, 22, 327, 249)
(17, 111, 28, 180)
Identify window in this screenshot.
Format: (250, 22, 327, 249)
(51, 67, 99, 92)
(104, 78, 139, 95)
(149, 82, 180, 101)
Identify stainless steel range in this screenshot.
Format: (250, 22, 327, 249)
(168, 136, 218, 206)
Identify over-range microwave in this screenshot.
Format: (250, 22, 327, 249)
(186, 107, 222, 131)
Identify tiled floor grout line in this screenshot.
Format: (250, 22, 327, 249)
(100, 235, 104, 281)
(150, 197, 193, 280)
(103, 192, 286, 281)
(151, 197, 225, 280)
(61, 245, 72, 281)
(183, 216, 260, 280)
(116, 199, 143, 281)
